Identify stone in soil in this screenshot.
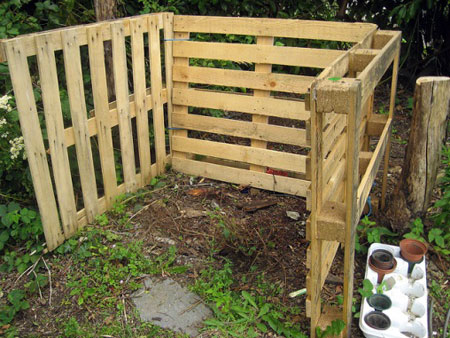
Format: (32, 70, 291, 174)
(132, 277, 212, 337)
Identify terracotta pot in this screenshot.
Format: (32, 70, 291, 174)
(369, 256, 397, 284)
(364, 311, 391, 330)
(399, 239, 428, 263)
(370, 249, 395, 270)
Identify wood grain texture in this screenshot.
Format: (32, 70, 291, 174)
(62, 29, 99, 222)
(172, 157, 310, 197)
(172, 113, 308, 147)
(36, 33, 78, 238)
(174, 15, 377, 42)
(111, 21, 137, 192)
(173, 40, 344, 68)
(172, 136, 307, 174)
(87, 25, 118, 207)
(148, 15, 166, 174)
(130, 17, 151, 186)
(4, 40, 64, 250)
(172, 88, 310, 120)
(173, 65, 314, 94)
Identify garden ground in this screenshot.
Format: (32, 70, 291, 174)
(0, 84, 448, 338)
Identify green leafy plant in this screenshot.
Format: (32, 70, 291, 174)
(358, 279, 374, 298)
(403, 218, 425, 241)
(0, 202, 44, 273)
(356, 217, 398, 254)
(315, 319, 346, 338)
(191, 259, 306, 337)
(0, 289, 30, 326)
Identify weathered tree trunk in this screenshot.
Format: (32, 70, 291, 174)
(387, 77, 450, 232)
(94, 0, 117, 101)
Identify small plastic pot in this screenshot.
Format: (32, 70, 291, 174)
(369, 249, 395, 270)
(367, 294, 392, 312)
(399, 239, 427, 263)
(369, 255, 397, 284)
(364, 311, 391, 330)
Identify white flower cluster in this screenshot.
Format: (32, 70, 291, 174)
(9, 136, 26, 160)
(0, 118, 9, 138)
(0, 95, 12, 112)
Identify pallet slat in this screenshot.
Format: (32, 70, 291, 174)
(173, 65, 314, 94)
(148, 16, 166, 174)
(36, 34, 78, 238)
(61, 29, 99, 223)
(4, 40, 64, 250)
(172, 136, 307, 174)
(130, 18, 152, 186)
(87, 25, 118, 207)
(173, 41, 344, 69)
(173, 88, 309, 120)
(172, 157, 310, 197)
(174, 15, 377, 42)
(111, 22, 137, 193)
(172, 113, 309, 147)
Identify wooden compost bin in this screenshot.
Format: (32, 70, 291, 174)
(0, 13, 400, 337)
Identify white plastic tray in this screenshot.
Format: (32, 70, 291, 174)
(359, 243, 428, 338)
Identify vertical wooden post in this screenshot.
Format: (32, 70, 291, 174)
(36, 33, 78, 238)
(62, 29, 99, 223)
(130, 17, 151, 186)
(309, 81, 324, 336)
(250, 35, 274, 173)
(163, 13, 174, 158)
(381, 48, 400, 209)
(4, 40, 64, 250)
(342, 80, 362, 337)
(111, 21, 137, 193)
(148, 15, 166, 174)
(87, 25, 118, 207)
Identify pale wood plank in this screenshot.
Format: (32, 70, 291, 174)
(172, 136, 307, 174)
(173, 65, 314, 94)
(172, 113, 308, 147)
(87, 25, 118, 207)
(173, 88, 310, 120)
(342, 81, 363, 336)
(174, 15, 377, 42)
(61, 29, 99, 223)
(251, 36, 273, 173)
(130, 17, 151, 186)
(173, 40, 345, 68)
(307, 80, 324, 331)
(148, 15, 166, 174)
(36, 34, 78, 238)
(172, 157, 310, 197)
(4, 40, 64, 250)
(163, 13, 174, 156)
(111, 21, 137, 192)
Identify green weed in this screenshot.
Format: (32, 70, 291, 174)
(355, 217, 398, 254)
(190, 259, 307, 338)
